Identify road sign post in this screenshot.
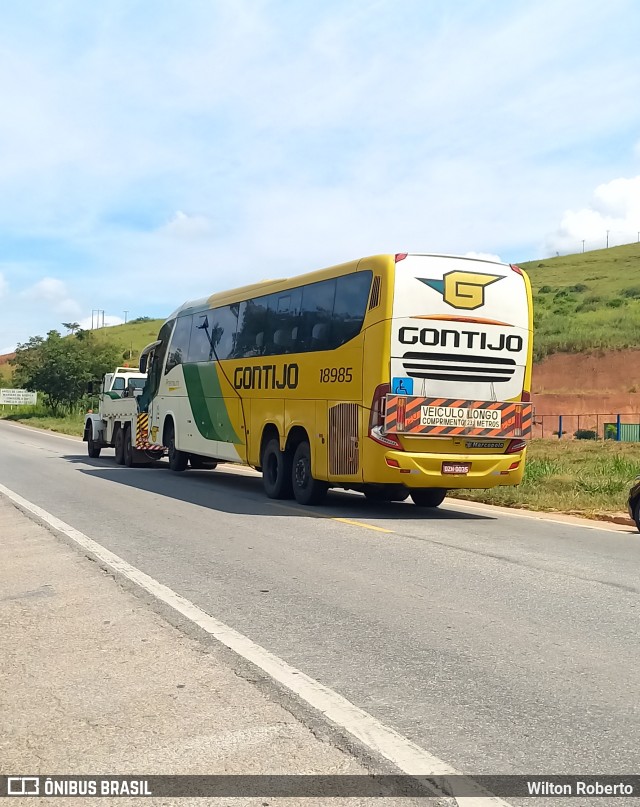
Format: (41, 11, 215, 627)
(0, 389, 38, 406)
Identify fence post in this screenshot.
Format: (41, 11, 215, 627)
(616, 414, 621, 442)
(558, 415, 563, 439)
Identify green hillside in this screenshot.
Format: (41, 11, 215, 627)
(521, 242, 640, 360)
(0, 318, 164, 387)
(87, 318, 164, 364)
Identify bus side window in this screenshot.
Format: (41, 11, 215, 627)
(294, 279, 336, 353)
(272, 288, 301, 355)
(331, 271, 372, 348)
(210, 305, 239, 360)
(188, 312, 215, 362)
(165, 315, 193, 374)
(235, 298, 269, 358)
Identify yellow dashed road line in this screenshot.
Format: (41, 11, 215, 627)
(269, 502, 394, 534)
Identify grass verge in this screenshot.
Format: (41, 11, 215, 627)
(0, 406, 85, 436)
(448, 438, 640, 515)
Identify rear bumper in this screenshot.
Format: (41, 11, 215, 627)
(366, 448, 525, 488)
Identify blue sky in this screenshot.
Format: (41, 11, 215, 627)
(1, 0, 640, 352)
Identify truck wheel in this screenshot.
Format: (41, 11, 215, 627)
(123, 425, 135, 467)
(261, 438, 293, 499)
(85, 424, 101, 458)
(292, 440, 328, 506)
(410, 488, 447, 508)
(114, 428, 125, 465)
(166, 422, 188, 472)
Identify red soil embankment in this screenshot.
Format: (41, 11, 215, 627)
(532, 349, 640, 436)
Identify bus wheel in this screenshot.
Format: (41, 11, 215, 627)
(166, 422, 188, 472)
(190, 455, 217, 470)
(363, 485, 409, 502)
(292, 441, 328, 506)
(114, 427, 125, 465)
(410, 488, 447, 508)
(261, 438, 293, 499)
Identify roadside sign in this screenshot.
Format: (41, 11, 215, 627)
(0, 388, 38, 405)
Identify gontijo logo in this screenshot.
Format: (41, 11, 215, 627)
(418, 270, 503, 310)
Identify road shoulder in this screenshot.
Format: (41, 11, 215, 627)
(0, 495, 429, 806)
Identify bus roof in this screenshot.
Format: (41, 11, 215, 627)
(165, 252, 511, 321)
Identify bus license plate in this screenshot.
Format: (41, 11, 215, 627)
(442, 462, 471, 475)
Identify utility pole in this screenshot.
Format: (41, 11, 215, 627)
(582, 239, 585, 253)
(606, 230, 610, 248)
(124, 310, 129, 324)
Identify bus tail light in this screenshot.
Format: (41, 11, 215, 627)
(506, 439, 526, 455)
(521, 390, 531, 402)
(368, 384, 404, 450)
(510, 264, 523, 275)
(395, 253, 408, 262)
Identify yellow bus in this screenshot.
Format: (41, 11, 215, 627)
(136, 253, 533, 507)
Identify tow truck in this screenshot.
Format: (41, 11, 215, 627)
(83, 353, 165, 466)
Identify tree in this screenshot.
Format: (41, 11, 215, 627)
(62, 321, 81, 334)
(11, 330, 121, 414)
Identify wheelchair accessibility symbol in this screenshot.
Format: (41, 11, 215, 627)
(392, 377, 413, 395)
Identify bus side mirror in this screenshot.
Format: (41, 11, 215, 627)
(139, 355, 148, 373)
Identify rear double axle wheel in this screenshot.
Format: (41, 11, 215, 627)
(261, 438, 328, 506)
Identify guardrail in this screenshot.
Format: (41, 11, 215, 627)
(534, 413, 640, 440)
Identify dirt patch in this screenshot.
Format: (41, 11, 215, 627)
(531, 349, 640, 435)
(533, 349, 640, 395)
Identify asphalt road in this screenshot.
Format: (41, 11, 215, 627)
(2, 420, 639, 782)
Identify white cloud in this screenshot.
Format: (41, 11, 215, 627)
(22, 277, 82, 319)
(464, 252, 503, 264)
(77, 314, 124, 330)
(546, 175, 640, 253)
(162, 211, 213, 238)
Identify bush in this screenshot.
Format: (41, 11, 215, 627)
(538, 285, 553, 293)
(606, 298, 624, 308)
(576, 301, 598, 313)
(622, 286, 640, 299)
(568, 283, 589, 293)
(574, 429, 598, 440)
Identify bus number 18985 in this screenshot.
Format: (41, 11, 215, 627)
(319, 367, 353, 383)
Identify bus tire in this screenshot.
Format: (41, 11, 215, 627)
(123, 425, 135, 467)
(166, 421, 188, 472)
(262, 438, 293, 499)
(410, 488, 447, 508)
(292, 440, 328, 506)
(190, 455, 218, 470)
(363, 485, 409, 502)
(114, 427, 125, 465)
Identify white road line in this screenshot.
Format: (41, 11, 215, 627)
(447, 499, 632, 533)
(0, 420, 82, 443)
(0, 481, 511, 807)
